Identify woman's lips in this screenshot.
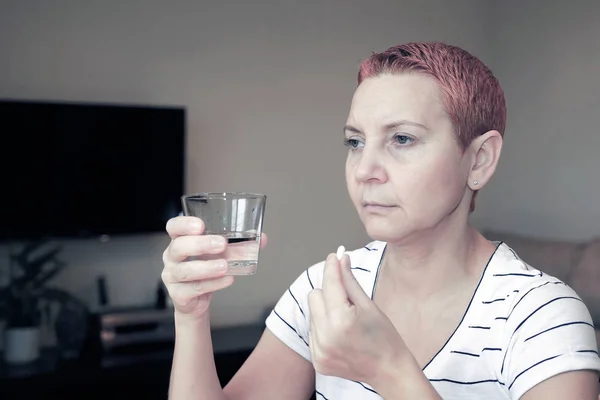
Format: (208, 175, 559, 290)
(363, 203, 396, 212)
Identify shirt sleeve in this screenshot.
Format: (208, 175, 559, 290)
(264, 261, 324, 363)
(501, 281, 600, 399)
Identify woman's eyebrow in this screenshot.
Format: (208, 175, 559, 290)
(343, 124, 361, 134)
(382, 119, 429, 131)
(343, 119, 429, 135)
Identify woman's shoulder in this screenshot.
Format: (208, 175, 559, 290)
(486, 242, 592, 330)
(486, 244, 600, 398)
(489, 242, 579, 294)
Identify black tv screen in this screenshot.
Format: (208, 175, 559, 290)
(0, 99, 185, 241)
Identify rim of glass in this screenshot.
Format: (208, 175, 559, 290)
(182, 192, 266, 200)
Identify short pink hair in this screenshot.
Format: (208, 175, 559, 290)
(358, 42, 507, 212)
(358, 41, 506, 150)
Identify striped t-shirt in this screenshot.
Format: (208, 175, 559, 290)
(265, 241, 600, 399)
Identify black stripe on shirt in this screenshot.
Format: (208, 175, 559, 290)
(482, 298, 506, 304)
(482, 347, 502, 352)
(353, 380, 379, 394)
(315, 390, 330, 400)
(364, 246, 377, 251)
(507, 247, 520, 261)
(469, 325, 491, 330)
(273, 310, 308, 346)
(509, 354, 562, 390)
(507, 281, 565, 320)
(288, 288, 305, 318)
(524, 321, 594, 342)
(493, 272, 540, 277)
(513, 296, 582, 334)
(306, 269, 314, 289)
(451, 350, 480, 357)
(501, 296, 581, 374)
(370, 245, 386, 299)
(429, 378, 505, 386)
(577, 349, 599, 355)
(350, 266, 371, 272)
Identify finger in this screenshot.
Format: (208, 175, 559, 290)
(165, 234, 227, 263)
(166, 216, 205, 239)
(163, 258, 229, 283)
(259, 233, 268, 250)
(339, 254, 370, 307)
(169, 275, 235, 305)
(321, 253, 349, 310)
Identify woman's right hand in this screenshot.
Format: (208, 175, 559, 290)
(161, 216, 267, 320)
(161, 216, 232, 319)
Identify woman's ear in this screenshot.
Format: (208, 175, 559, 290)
(468, 130, 503, 191)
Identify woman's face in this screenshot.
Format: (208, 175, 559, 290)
(344, 73, 474, 243)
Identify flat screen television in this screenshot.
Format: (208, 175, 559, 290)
(0, 99, 186, 241)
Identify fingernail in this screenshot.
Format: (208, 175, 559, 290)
(211, 236, 226, 248)
(214, 260, 228, 270)
(190, 219, 203, 232)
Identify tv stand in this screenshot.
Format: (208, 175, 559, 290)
(0, 323, 264, 400)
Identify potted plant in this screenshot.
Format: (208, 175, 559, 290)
(0, 239, 71, 364)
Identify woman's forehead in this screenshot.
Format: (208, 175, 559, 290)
(346, 73, 447, 129)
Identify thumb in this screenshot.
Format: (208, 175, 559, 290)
(339, 254, 371, 307)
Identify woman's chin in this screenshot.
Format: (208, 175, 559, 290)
(363, 222, 408, 243)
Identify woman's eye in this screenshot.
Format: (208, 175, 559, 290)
(394, 135, 413, 145)
(343, 138, 363, 150)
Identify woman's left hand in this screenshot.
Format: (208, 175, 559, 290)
(307, 251, 408, 386)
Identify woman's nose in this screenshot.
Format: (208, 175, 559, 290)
(353, 147, 387, 183)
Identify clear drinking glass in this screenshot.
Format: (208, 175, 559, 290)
(181, 192, 266, 275)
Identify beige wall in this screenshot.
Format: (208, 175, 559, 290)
(3, 0, 596, 328)
(471, 0, 600, 241)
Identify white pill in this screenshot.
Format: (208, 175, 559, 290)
(336, 245, 346, 260)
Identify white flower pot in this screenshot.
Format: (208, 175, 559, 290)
(3, 326, 40, 364)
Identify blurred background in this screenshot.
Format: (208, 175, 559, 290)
(0, 0, 598, 398)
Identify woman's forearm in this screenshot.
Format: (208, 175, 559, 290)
(169, 312, 228, 400)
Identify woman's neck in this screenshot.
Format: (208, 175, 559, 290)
(378, 222, 494, 302)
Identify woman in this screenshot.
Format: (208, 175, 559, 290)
(161, 42, 600, 399)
